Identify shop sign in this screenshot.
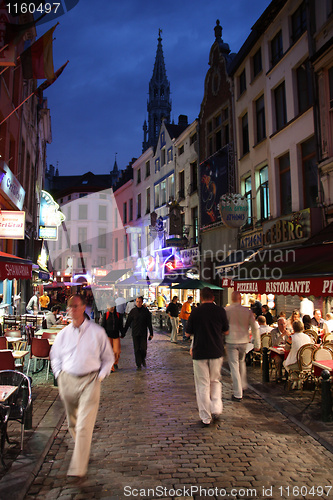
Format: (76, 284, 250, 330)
(221, 277, 234, 288)
(0, 162, 25, 209)
(219, 194, 248, 228)
(39, 190, 65, 240)
(234, 277, 333, 297)
(0, 261, 31, 280)
(0, 211, 25, 239)
(262, 209, 310, 247)
(239, 229, 263, 250)
(95, 269, 108, 277)
(179, 247, 199, 267)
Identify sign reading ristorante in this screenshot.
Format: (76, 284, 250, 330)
(234, 278, 333, 297)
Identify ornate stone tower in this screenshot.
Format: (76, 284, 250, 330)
(142, 30, 171, 152)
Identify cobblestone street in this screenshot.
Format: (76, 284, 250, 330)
(24, 332, 333, 500)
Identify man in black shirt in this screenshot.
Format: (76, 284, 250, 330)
(187, 287, 229, 427)
(166, 296, 179, 343)
(123, 296, 153, 370)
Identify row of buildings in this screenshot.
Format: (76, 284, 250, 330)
(1, 0, 333, 313)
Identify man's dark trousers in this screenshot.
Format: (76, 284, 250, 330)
(133, 334, 148, 367)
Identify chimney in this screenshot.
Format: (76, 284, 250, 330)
(178, 115, 188, 126)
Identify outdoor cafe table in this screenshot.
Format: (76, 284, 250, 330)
(0, 385, 17, 467)
(269, 346, 289, 359)
(312, 359, 333, 377)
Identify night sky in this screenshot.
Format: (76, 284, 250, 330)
(38, 0, 271, 176)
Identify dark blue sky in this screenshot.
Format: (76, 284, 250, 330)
(39, 0, 271, 176)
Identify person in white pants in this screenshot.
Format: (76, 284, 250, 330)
(225, 292, 260, 402)
(187, 287, 229, 427)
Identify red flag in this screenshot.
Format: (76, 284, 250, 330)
(34, 60, 69, 102)
(20, 24, 58, 80)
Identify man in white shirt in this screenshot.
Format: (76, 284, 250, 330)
(257, 315, 272, 335)
(299, 296, 314, 319)
(283, 320, 314, 372)
(50, 294, 114, 480)
(225, 292, 260, 402)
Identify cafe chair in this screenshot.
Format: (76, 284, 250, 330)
(27, 338, 51, 380)
(323, 333, 333, 343)
(311, 346, 333, 399)
(0, 338, 7, 350)
(41, 318, 47, 329)
(287, 344, 316, 394)
(0, 370, 32, 450)
(304, 329, 318, 343)
(0, 351, 16, 371)
(41, 332, 57, 342)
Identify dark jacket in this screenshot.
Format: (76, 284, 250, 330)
(124, 306, 153, 337)
(101, 310, 124, 339)
(187, 302, 229, 360)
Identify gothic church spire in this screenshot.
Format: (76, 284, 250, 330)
(142, 30, 171, 152)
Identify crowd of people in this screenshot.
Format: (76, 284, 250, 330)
(21, 286, 332, 482)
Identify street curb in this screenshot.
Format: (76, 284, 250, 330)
(221, 366, 333, 456)
(0, 398, 66, 500)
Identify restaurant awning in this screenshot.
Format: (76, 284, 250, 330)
(232, 243, 333, 297)
(0, 251, 32, 280)
(97, 269, 130, 284)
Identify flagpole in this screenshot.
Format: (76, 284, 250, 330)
(0, 91, 35, 126)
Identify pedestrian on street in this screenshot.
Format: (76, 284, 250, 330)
(166, 296, 179, 343)
(225, 291, 260, 402)
(26, 291, 39, 314)
(50, 294, 114, 480)
(187, 287, 229, 427)
(122, 296, 153, 370)
(179, 295, 193, 341)
(101, 302, 124, 371)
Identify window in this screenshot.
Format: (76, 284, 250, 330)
(279, 153, 292, 215)
(114, 208, 118, 228)
(137, 193, 141, 218)
(129, 198, 133, 221)
(274, 82, 287, 130)
(99, 193, 106, 199)
(161, 149, 166, 165)
(252, 48, 262, 78)
(167, 147, 173, 162)
(168, 174, 175, 200)
(191, 207, 198, 245)
(190, 133, 197, 145)
(179, 171, 185, 199)
(79, 193, 87, 198)
(178, 145, 184, 156)
(58, 228, 62, 250)
(242, 113, 249, 155)
(301, 137, 318, 208)
(256, 95, 266, 143)
(99, 205, 107, 220)
(68, 195, 71, 201)
(66, 228, 70, 248)
(146, 187, 150, 214)
(271, 30, 283, 66)
(124, 235, 128, 260)
(239, 69, 246, 95)
(222, 107, 229, 146)
(161, 180, 166, 205)
(60, 198, 63, 203)
(67, 205, 71, 221)
(244, 176, 252, 225)
(329, 67, 333, 109)
(98, 256, 106, 267)
(207, 121, 212, 133)
(115, 238, 118, 262)
(98, 228, 106, 248)
(77, 257, 83, 270)
(291, 1, 306, 42)
(154, 185, 160, 208)
(145, 160, 150, 178)
(155, 158, 160, 172)
(215, 129, 222, 150)
(78, 227, 87, 244)
(58, 257, 62, 270)
(296, 62, 311, 113)
(160, 131, 165, 147)
(78, 204, 87, 220)
(215, 114, 221, 128)
(137, 168, 141, 184)
(123, 202, 127, 224)
(190, 161, 198, 193)
(259, 166, 270, 221)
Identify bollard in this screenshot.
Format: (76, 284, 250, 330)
(321, 370, 333, 422)
(24, 400, 33, 430)
(262, 347, 270, 383)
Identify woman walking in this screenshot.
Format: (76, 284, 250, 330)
(101, 302, 124, 371)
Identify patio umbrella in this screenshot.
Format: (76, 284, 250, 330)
(171, 278, 223, 290)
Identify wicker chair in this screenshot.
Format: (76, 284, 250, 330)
(287, 344, 316, 393)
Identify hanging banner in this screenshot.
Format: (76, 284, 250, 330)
(39, 190, 65, 240)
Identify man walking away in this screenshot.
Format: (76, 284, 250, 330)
(187, 287, 229, 427)
(226, 291, 260, 402)
(123, 296, 153, 370)
(166, 296, 179, 343)
(50, 294, 114, 480)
